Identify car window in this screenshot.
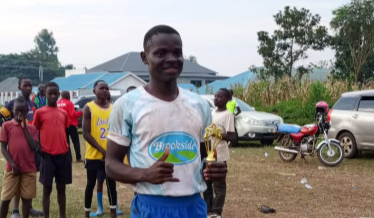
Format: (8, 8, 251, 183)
(235, 98, 255, 111)
(332, 96, 358, 110)
(358, 97, 374, 113)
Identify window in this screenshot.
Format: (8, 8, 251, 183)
(332, 96, 358, 110)
(205, 80, 215, 85)
(358, 97, 374, 113)
(191, 80, 202, 87)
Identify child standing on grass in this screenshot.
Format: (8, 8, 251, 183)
(33, 82, 72, 218)
(0, 97, 39, 218)
(0, 77, 43, 218)
(204, 88, 237, 218)
(83, 80, 121, 218)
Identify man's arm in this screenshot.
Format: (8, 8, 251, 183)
(82, 105, 106, 157)
(235, 106, 241, 116)
(105, 139, 179, 184)
(221, 131, 237, 142)
(22, 120, 38, 151)
(1, 142, 20, 174)
(68, 101, 83, 118)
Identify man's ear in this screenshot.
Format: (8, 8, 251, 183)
(140, 52, 148, 65)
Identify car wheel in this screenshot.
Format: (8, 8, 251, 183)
(338, 132, 358, 158)
(261, 139, 274, 146)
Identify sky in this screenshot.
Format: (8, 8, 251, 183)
(0, 0, 347, 77)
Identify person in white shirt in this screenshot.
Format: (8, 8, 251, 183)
(204, 88, 237, 218)
(104, 25, 228, 218)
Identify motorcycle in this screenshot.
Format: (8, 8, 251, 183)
(274, 101, 344, 167)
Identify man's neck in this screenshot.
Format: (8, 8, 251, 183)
(216, 107, 227, 112)
(22, 95, 30, 101)
(95, 98, 109, 108)
(145, 80, 179, 102)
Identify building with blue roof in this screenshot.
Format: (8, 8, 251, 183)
(198, 70, 256, 94)
(51, 72, 146, 99)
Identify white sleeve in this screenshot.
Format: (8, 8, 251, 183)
(108, 100, 132, 147)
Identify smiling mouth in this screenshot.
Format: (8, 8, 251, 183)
(164, 68, 178, 74)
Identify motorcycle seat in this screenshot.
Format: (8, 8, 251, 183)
(277, 124, 301, 133)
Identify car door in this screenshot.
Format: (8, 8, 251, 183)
(353, 96, 374, 148)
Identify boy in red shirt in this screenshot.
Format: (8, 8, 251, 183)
(33, 82, 72, 218)
(57, 91, 83, 162)
(0, 97, 39, 218)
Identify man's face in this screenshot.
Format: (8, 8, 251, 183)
(141, 33, 184, 83)
(46, 86, 60, 105)
(94, 82, 109, 100)
(13, 101, 28, 123)
(214, 90, 230, 108)
(19, 79, 32, 98)
(39, 85, 46, 96)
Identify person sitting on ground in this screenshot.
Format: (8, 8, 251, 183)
(0, 97, 39, 218)
(57, 91, 84, 163)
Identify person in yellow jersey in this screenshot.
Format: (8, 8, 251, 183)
(82, 80, 122, 218)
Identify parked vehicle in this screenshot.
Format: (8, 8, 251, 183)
(200, 95, 283, 146)
(73, 95, 121, 128)
(274, 101, 344, 167)
(328, 90, 374, 158)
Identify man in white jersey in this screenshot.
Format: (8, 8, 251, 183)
(105, 25, 228, 218)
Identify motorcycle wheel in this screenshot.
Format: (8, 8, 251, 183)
(279, 151, 297, 162)
(317, 141, 344, 167)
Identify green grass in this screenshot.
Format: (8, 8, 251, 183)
(1, 136, 374, 217)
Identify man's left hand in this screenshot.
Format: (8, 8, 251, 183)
(203, 162, 227, 181)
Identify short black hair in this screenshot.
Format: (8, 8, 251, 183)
(126, 86, 136, 92)
(18, 77, 30, 86)
(229, 89, 234, 95)
(45, 82, 59, 91)
(143, 25, 180, 50)
(14, 96, 28, 108)
(219, 88, 231, 98)
(94, 80, 106, 88)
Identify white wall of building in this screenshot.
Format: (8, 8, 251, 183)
(111, 75, 146, 91)
(65, 68, 87, 77)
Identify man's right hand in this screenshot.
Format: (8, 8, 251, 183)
(142, 148, 180, 184)
(11, 164, 21, 175)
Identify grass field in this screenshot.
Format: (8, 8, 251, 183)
(1, 135, 374, 218)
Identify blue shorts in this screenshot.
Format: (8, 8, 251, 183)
(131, 193, 207, 218)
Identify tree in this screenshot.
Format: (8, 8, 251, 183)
(253, 6, 330, 80)
(0, 29, 67, 85)
(330, 0, 374, 83)
(187, 55, 198, 64)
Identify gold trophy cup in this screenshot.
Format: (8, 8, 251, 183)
(203, 123, 225, 163)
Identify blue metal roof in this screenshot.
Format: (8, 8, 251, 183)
(52, 72, 106, 91)
(83, 72, 129, 89)
(199, 70, 255, 94)
(178, 84, 197, 93)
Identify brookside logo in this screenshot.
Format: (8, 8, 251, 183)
(148, 132, 199, 165)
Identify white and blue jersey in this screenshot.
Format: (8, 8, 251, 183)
(108, 87, 212, 196)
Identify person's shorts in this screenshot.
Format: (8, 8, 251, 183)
(131, 194, 207, 218)
(85, 159, 106, 182)
(1, 171, 36, 201)
(39, 152, 72, 186)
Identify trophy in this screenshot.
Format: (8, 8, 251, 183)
(203, 123, 225, 163)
